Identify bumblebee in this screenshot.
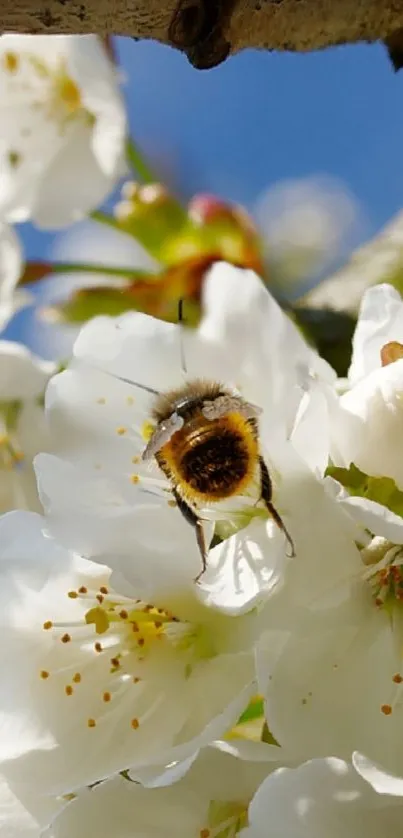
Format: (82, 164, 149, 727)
(141, 379, 295, 580)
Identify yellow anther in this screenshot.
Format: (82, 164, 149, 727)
(57, 75, 81, 114)
(4, 52, 18, 72)
(85, 606, 109, 635)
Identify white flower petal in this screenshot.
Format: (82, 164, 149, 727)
(65, 36, 126, 177)
(34, 452, 212, 593)
(0, 34, 126, 227)
(338, 494, 403, 545)
(331, 358, 403, 488)
(0, 342, 53, 515)
(200, 262, 334, 425)
(349, 284, 403, 384)
(0, 511, 259, 795)
(0, 772, 60, 837)
(31, 118, 117, 229)
(199, 519, 286, 615)
(73, 312, 185, 394)
(262, 587, 403, 775)
(290, 381, 337, 476)
(52, 747, 273, 838)
(353, 752, 403, 797)
(0, 341, 54, 400)
(246, 756, 403, 838)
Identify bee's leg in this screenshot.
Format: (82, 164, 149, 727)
(259, 457, 296, 558)
(172, 489, 207, 582)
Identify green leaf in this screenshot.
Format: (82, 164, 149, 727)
(326, 463, 403, 517)
(237, 697, 265, 725)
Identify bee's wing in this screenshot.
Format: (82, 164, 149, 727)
(142, 412, 184, 460)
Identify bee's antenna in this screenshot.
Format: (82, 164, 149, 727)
(178, 298, 187, 375)
(95, 367, 161, 396)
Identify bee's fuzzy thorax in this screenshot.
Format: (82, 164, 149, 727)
(151, 379, 230, 424)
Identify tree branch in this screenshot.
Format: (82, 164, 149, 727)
(3, 0, 403, 70)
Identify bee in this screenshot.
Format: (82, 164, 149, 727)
(105, 306, 295, 582)
(137, 379, 295, 581)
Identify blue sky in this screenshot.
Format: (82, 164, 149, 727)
(11, 37, 403, 354)
(116, 38, 403, 232)
(22, 37, 403, 261)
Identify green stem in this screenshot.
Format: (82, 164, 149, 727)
(126, 137, 156, 184)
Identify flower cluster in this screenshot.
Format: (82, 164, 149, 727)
(1, 30, 403, 838)
(0, 32, 128, 515)
(2, 253, 403, 835)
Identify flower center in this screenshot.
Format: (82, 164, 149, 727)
(54, 72, 81, 115)
(40, 580, 214, 731)
(200, 800, 248, 838)
(3, 51, 83, 123)
(362, 537, 403, 610)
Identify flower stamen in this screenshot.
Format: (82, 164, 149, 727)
(39, 580, 204, 738)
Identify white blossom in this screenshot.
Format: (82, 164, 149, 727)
(26, 749, 403, 838)
(0, 341, 54, 513)
(0, 772, 61, 837)
(0, 34, 127, 228)
(0, 510, 266, 795)
(244, 755, 403, 838)
(348, 283, 403, 385)
(48, 746, 275, 838)
(259, 488, 403, 776)
(330, 284, 403, 487)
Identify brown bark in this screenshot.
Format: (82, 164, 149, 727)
(3, 0, 403, 70)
